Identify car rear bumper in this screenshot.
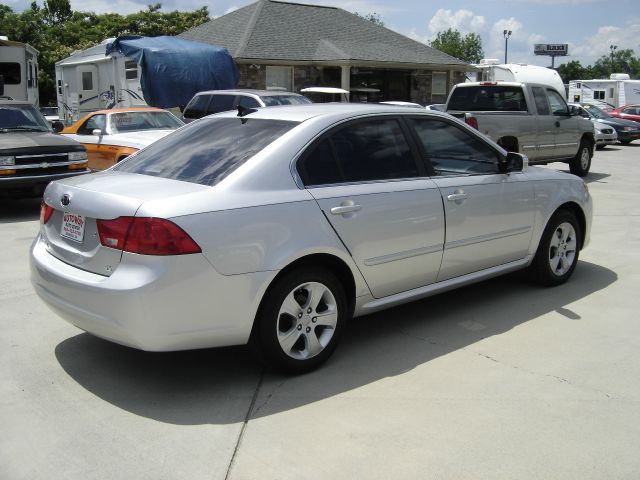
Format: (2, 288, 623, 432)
(30, 235, 274, 351)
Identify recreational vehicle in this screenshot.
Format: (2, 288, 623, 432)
(55, 36, 238, 125)
(470, 59, 566, 98)
(0, 37, 39, 105)
(568, 74, 640, 109)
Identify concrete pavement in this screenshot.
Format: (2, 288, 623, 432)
(1, 145, 639, 479)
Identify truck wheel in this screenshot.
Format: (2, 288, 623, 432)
(569, 140, 592, 177)
(529, 210, 581, 286)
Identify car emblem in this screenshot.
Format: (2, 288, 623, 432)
(61, 194, 71, 207)
(40, 162, 50, 169)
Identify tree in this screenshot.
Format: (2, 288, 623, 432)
(354, 12, 384, 27)
(430, 28, 484, 64)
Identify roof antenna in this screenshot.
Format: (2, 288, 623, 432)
(237, 104, 258, 117)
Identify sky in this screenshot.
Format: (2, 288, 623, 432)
(4, 0, 640, 67)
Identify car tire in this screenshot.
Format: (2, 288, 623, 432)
(569, 139, 592, 177)
(530, 210, 581, 286)
(620, 140, 631, 145)
(595, 145, 605, 150)
(252, 267, 347, 374)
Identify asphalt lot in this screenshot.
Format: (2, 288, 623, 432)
(2, 145, 639, 480)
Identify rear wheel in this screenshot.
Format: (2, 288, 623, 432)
(252, 267, 347, 373)
(569, 139, 592, 177)
(530, 210, 581, 286)
(620, 140, 631, 145)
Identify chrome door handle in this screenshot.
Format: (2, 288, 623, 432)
(330, 204, 362, 215)
(447, 193, 468, 201)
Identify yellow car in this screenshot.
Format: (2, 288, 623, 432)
(61, 108, 183, 170)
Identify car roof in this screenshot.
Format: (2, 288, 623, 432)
(211, 102, 448, 123)
(194, 89, 304, 97)
(89, 107, 166, 115)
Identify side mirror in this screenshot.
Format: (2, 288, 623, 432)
(569, 105, 580, 116)
(92, 128, 103, 137)
(499, 152, 528, 173)
(51, 121, 64, 133)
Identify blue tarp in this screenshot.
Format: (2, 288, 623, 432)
(106, 36, 239, 109)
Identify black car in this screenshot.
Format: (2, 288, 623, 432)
(576, 103, 640, 144)
(1, 100, 90, 197)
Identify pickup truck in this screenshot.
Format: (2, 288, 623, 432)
(445, 81, 595, 176)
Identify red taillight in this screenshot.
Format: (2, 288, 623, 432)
(97, 217, 201, 255)
(465, 114, 479, 130)
(40, 201, 54, 225)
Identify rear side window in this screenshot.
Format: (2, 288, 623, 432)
(207, 95, 236, 114)
(183, 95, 210, 119)
(532, 87, 551, 115)
(262, 95, 312, 106)
(114, 118, 297, 186)
(298, 118, 418, 186)
(447, 86, 527, 111)
(238, 96, 261, 109)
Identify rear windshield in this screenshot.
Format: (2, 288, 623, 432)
(448, 86, 527, 112)
(261, 95, 312, 106)
(113, 117, 298, 186)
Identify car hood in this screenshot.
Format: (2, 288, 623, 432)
(598, 117, 640, 128)
(105, 129, 176, 149)
(0, 131, 82, 150)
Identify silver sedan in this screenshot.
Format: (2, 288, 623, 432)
(30, 104, 592, 373)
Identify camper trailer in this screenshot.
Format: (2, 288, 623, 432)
(55, 36, 239, 125)
(470, 59, 566, 98)
(55, 39, 146, 125)
(568, 74, 640, 109)
(0, 37, 39, 104)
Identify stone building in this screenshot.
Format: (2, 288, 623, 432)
(179, 0, 472, 104)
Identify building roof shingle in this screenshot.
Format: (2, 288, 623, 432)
(179, 0, 468, 67)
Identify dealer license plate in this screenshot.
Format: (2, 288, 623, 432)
(61, 212, 86, 243)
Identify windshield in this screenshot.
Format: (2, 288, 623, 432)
(0, 104, 51, 131)
(109, 111, 184, 134)
(261, 95, 312, 106)
(114, 117, 298, 186)
(581, 104, 611, 120)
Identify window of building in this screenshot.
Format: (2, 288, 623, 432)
(266, 66, 293, 92)
(594, 90, 605, 100)
(125, 61, 138, 80)
(0, 63, 21, 84)
(431, 72, 447, 96)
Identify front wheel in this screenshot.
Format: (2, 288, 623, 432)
(530, 210, 581, 286)
(569, 140, 592, 177)
(252, 267, 347, 373)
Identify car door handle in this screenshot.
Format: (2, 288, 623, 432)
(447, 192, 468, 202)
(330, 204, 362, 215)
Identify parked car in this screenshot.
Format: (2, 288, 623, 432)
(182, 89, 312, 123)
(425, 103, 446, 112)
(446, 81, 595, 176)
(593, 120, 618, 149)
(31, 104, 592, 373)
(609, 104, 640, 124)
(1, 99, 89, 198)
(573, 102, 640, 145)
(61, 108, 184, 170)
(39, 106, 60, 124)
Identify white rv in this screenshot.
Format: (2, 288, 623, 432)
(568, 74, 640, 109)
(0, 37, 39, 105)
(55, 38, 145, 125)
(470, 59, 566, 98)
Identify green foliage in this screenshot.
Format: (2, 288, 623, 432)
(430, 28, 484, 64)
(557, 49, 639, 83)
(0, 2, 210, 105)
(354, 12, 384, 27)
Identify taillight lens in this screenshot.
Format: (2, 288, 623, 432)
(97, 217, 201, 255)
(465, 114, 479, 130)
(40, 201, 54, 225)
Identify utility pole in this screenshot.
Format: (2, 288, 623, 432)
(503, 30, 512, 63)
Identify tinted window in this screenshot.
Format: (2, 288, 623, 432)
(0, 63, 21, 84)
(447, 86, 527, 111)
(261, 95, 312, 106)
(0, 104, 50, 130)
(237, 96, 261, 109)
(532, 87, 551, 115)
(298, 118, 418, 186)
(207, 95, 236, 114)
(114, 118, 297, 186)
(410, 118, 500, 175)
(183, 95, 210, 119)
